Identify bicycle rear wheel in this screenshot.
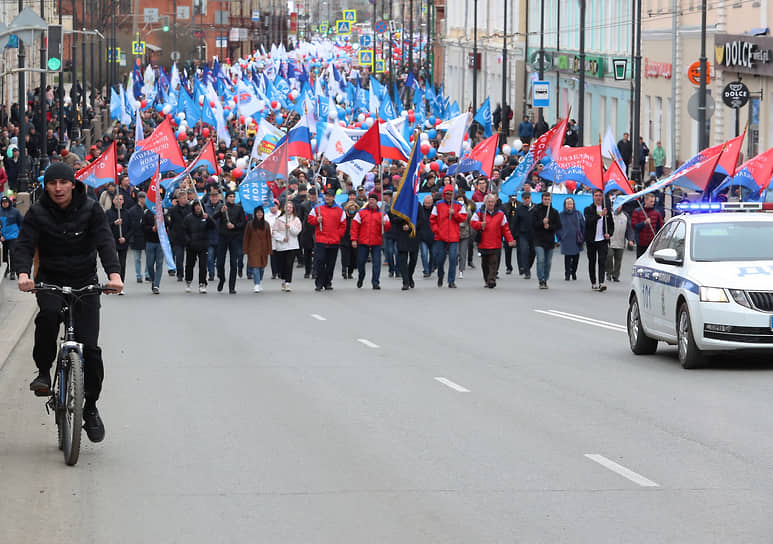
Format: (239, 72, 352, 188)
(62, 351, 84, 466)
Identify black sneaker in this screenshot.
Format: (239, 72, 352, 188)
(324, 285, 334, 290)
(448, 282, 457, 288)
(304, 273, 311, 279)
(373, 284, 381, 290)
(217, 278, 225, 292)
(82, 407, 105, 443)
(315, 286, 323, 292)
(9, 272, 16, 280)
(136, 277, 143, 283)
(357, 277, 364, 288)
(30, 372, 51, 396)
(437, 275, 444, 287)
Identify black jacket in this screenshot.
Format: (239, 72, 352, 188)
(127, 204, 147, 250)
(183, 210, 215, 251)
(142, 207, 160, 244)
(502, 201, 519, 236)
(583, 204, 615, 244)
(105, 205, 133, 251)
(389, 212, 420, 252)
(298, 198, 317, 249)
(417, 204, 434, 246)
(215, 201, 246, 240)
(166, 203, 191, 245)
(13, 181, 120, 284)
(512, 201, 536, 236)
(531, 204, 562, 248)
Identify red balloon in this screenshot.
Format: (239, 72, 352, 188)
(218, 153, 225, 160)
(409, 134, 415, 142)
(116, 164, 123, 174)
(565, 180, 577, 192)
(464, 133, 469, 141)
(434, 118, 442, 126)
(430, 161, 439, 172)
(209, 100, 216, 108)
(224, 106, 231, 111)
(177, 132, 187, 142)
(420, 142, 431, 155)
(202, 127, 210, 138)
(231, 168, 244, 179)
(140, 99, 147, 109)
(407, 112, 415, 123)
(233, 96, 238, 103)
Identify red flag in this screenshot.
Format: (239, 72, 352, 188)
(555, 145, 604, 191)
(469, 134, 499, 177)
(75, 141, 117, 189)
(603, 158, 633, 195)
(136, 117, 186, 171)
(732, 146, 773, 192)
(196, 140, 221, 176)
(257, 140, 289, 180)
(145, 158, 162, 211)
(530, 117, 569, 165)
(717, 131, 745, 177)
(334, 123, 382, 165)
(671, 146, 723, 191)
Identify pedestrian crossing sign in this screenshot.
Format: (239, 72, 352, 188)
(336, 20, 351, 34)
(132, 40, 146, 55)
(106, 47, 121, 62)
(319, 22, 329, 33)
(343, 9, 356, 22)
(375, 59, 385, 73)
(358, 49, 373, 67)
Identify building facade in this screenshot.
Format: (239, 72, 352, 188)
(441, 0, 526, 133)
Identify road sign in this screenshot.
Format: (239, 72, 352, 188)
(529, 51, 553, 72)
(343, 9, 356, 22)
(170, 50, 181, 61)
(336, 20, 351, 34)
(132, 40, 145, 55)
(722, 81, 750, 109)
(687, 91, 716, 120)
(375, 59, 385, 73)
(106, 47, 120, 62)
(359, 49, 373, 67)
(360, 34, 372, 47)
(319, 22, 329, 33)
(388, 20, 399, 33)
(532, 80, 550, 108)
(252, 10, 260, 21)
(375, 20, 388, 34)
(687, 60, 711, 86)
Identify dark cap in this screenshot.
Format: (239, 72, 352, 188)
(368, 192, 379, 200)
(298, 183, 308, 191)
(383, 189, 393, 196)
(43, 162, 76, 184)
(325, 189, 336, 197)
(225, 190, 236, 197)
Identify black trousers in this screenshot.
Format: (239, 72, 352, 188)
(217, 236, 242, 291)
(185, 248, 208, 285)
(301, 247, 314, 275)
(517, 234, 536, 273)
(275, 249, 296, 283)
(172, 243, 185, 279)
(637, 244, 649, 258)
(314, 243, 338, 288)
(587, 240, 609, 285)
(340, 244, 355, 277)
(564, 254, 580, 278)
(398, 250, 418, 286)
(503, 245, 514, 271)
(3, 238, 17, 273)
(34, 288, 103, 403)
(116, 246, 128, 281)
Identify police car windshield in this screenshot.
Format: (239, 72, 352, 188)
(691, 222, 773, 262)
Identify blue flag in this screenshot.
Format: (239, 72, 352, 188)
(474, 98, 493, 138)
(390, 137, 423, 235)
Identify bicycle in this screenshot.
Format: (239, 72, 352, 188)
(31, 283, 111, 466)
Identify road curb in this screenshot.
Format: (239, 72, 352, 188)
(0, 293, 36, 375)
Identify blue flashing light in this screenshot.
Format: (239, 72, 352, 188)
(676, 201, 722, 213)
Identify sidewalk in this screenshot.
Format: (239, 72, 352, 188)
(0, 275, 37, 373)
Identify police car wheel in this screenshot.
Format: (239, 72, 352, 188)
(627, 295, 658, 355)
(677, 304, 704, 369)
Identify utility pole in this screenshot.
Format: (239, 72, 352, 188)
(173, 0, 177, 60)
(58, 0, 64, 143)
(40, 0, 48, 167)
(81, 0, 87, 129)
(500, 0, 506, 137)
(408, 0, 413, 73)
(17, 0, 29, 193)
(472, 0, 477, 115)
(538, 0, 545, 125)
(698, 0, 708, 149)
(578, 0, 585, 145)
(631, 0, 643, 187)
(72, 0, 77, 130)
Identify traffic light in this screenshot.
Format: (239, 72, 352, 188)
(47, 24, 62, 71)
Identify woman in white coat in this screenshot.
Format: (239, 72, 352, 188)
(272, 200, 303, 292)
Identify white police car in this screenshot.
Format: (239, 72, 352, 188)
(627, 203, 773, 368)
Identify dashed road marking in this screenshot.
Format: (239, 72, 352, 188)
(357, 338, 380, 348)
(434, 377, 470, 393)
(534, 309, 627, 333)
(310, 314, 327, 321)
(584, 454, 660, 487)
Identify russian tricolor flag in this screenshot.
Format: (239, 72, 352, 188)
(333, 123, 383, 166)
(287, 116, 313, 160)
(379, 121, 411, 161)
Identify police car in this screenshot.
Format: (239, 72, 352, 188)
(627, 202, 773, 368)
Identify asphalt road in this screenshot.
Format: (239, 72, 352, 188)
(3, 250, 773, 543)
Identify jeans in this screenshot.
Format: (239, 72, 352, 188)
(420, 241, 433, 275)
(357, 244, 382, 286)
(172, 243, 185, 279)
(587, 240, 609, 285)
(217, 236, 242, 291)
(535, 245, 553, 282)
(517, 234, 535, 274)
(249, 266, 265, 285)
(433, 240, 459, 284)
(207, 244, 218, 278)
(145, 242, 165, 288)
(384, 238, 398, 274)
(133, 248, 150, 280)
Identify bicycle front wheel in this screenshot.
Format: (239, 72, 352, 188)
(62, 351, 84, 466)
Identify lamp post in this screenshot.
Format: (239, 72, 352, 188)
(58, 0, 64, 143)
(472, 0, 477, 115)
(577, 0, 585, 145)
(500, 0, 506, 136)
(408, 0, 413, 72)
(698, 0, 708, 149)
(631, 0, 643, 187)
(16, 0, 29, 193)
(538, 0, 545, 125)
(40, 0, 48, 167)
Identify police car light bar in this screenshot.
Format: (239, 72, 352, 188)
(675, 201, 764, 213)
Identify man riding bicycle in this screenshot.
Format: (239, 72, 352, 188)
(13, 162, 124, 443)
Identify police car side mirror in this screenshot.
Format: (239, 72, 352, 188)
(653, 248, 682, 266)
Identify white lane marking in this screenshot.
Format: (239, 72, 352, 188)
(548, 310, 626, 329)
(584, 454, 660, 487)
(357, 338, 380, 348)
(310, 314, 327, 321)
(434, 377, 471, 393)
(534, 309, 626, 333)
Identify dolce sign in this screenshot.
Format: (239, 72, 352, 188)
(715, 34, 773, 76)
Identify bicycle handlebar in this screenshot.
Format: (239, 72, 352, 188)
(31, 283, 114, 295)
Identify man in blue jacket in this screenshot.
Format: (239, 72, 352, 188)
(0, 195, 23, 279)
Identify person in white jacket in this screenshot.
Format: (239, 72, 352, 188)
(265, 200, 281, 279)
(272, 200, 303, 292)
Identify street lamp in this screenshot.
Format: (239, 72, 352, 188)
(472, 0, 477, 115)
(631, 0, 643, 187)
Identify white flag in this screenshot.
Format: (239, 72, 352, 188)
(251, 119, 285, 160)
(438, 112, 471, 155)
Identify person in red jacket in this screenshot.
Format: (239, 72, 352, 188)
(471, 194, 516, 288)
(631, 192, 663, 258)
(430, 184, 468, 288)
(351, 192, 391, 289)
(307, 189, 347, 291)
